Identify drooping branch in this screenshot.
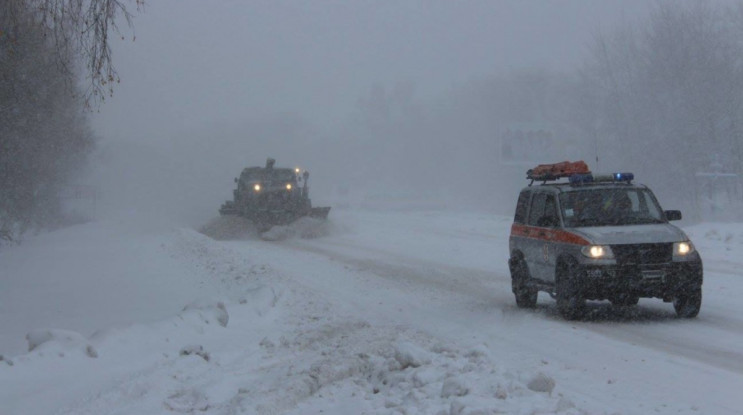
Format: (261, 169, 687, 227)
(8, 0, 143, 107)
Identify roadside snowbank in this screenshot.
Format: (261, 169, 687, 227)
(0, 216, 583, 415)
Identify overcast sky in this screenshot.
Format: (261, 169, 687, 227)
(92, 0, 651, 144)
(86, 0, 661, 223)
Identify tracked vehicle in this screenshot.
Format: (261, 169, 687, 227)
(219, 158, 331, 232)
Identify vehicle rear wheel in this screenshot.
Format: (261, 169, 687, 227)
(673, 287, 702, 318)
(510, 257, 537, 309)
(556, 260, 586, 320)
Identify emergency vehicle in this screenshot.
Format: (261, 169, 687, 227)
(508, 161, 703, 319)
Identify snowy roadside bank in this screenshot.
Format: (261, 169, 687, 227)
(1, 219, 584, 414)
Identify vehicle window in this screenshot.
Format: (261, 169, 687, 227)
(540, 194, 558, 227)
(514, 191, 530, 224)
(265, 169, 296, 182)
(560, 188, 665, 227)
(627, 191, 640, 211)
(527, 193, 547, 226)
(526, 193, 559, 228)
(640, 190, 662, 218)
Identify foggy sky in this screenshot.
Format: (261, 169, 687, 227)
(94, 0, 650, 141)
(88, 0, 653, 225)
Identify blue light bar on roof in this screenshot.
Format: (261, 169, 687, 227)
(613, 172, 634, 182)
(569, 173, 594, 185)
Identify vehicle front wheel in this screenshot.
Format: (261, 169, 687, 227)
(673, 287, 702, 318)
(510, 257, 537, 309)
(556, 260, 586, 320)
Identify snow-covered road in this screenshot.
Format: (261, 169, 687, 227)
(2, 209, 742, 414)
(271, 210, 743, 413)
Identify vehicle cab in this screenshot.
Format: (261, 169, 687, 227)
(508, 161, 703, 319)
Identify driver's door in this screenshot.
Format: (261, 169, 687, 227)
(526, 192, 559, 281)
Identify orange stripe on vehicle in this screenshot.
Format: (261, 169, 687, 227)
(510, 224, 590, 246)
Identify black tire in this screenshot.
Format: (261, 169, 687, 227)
(556, 260, 586, 320)
(510, 257, 538, 309)
(610, 294, 640, 307)
(673, 287, 702, 318)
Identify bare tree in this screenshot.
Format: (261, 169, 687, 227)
(1, 2, 102, 243)
(577, 1, 743, 219)
(4, 0, 142, 106)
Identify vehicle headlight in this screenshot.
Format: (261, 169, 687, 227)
(286, 183, 292, 190)
(673, 241, 694, 258)
(253, 184, 261, 192)
(581, 245, 614, 259)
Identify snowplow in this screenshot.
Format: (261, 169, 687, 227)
(219, 158, 331, 232)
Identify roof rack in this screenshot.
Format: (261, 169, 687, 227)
(526, 161, 591, 185)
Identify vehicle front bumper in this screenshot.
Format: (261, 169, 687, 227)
(575, 259, 703, 301)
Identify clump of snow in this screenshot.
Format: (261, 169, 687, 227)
(163, 388, 210, 413)
(259, 224, 294, 241)
(441, 377, 470, 398)
(0, 355, 13, 366)
(495, 384, 508, 400)
(556, 397, 577, 411)
(25, 329, 98, 358)
(198, 215, 256, 240)
(259, 336, 276, 351)
(180, 301, 229, 328)
(240, 284, 282, 316)
(464, 344, 491, 361)
(394, 340, 433, 369)
(527, 372, 556, 395)
(179, 344, 210, 362)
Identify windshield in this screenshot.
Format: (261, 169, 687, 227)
(559, 188, 665, 227)
(265, 169, 296, 182)
(242, 168, 297, 183)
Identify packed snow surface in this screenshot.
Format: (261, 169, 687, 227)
(1, 209, 743, 414)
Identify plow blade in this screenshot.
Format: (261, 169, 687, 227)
(309, 206, 331, 219)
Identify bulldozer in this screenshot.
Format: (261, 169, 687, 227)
(219, 158, 331, 232)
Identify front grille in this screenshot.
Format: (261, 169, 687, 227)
(611, 243, 672, 265)
(262, 193, 291, 210)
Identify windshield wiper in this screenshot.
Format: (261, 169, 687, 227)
(573, 218, 603, 227)
(616, 217, 665, 225)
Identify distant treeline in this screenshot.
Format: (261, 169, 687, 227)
(340, 1, 743, 218)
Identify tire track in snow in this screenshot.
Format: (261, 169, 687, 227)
(282, 237, 743, 377)
(588, 322, 743, 374)
(281, 238, 509, 307)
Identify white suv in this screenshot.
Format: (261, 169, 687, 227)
(508, 164, 703, 320)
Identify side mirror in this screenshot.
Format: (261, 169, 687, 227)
(665, 210, 682, 221)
